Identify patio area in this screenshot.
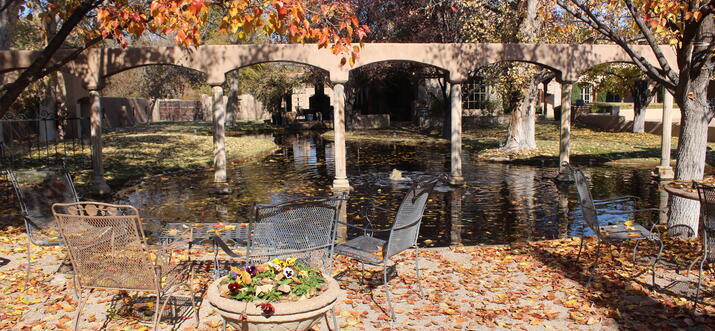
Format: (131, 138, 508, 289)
(0, 222, 712, 330)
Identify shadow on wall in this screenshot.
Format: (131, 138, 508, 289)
(99, 97, 150, 128)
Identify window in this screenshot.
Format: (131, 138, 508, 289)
(581, 85, 593, 103)
(462, 78, 488, 110)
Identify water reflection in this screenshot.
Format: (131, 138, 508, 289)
(118, 132, 662, 247)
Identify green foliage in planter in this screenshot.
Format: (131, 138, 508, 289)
(221, 258, 326, 303)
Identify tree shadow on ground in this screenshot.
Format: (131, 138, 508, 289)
(526, 240, 715, 329)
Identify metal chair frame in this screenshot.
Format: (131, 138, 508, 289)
(564, 162, 664, 288)
(52, 202, 198, 331)
(211, 193, 347, 331)
(4, 168, 79, 290)
(334, 176, 439, 321)
(694, 183, 715, 311)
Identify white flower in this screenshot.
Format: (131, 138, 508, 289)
(283, 267, 294, 279)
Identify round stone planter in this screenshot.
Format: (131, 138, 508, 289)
(206, 275, 341, 331)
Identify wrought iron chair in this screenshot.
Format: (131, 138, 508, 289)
(4, 168, 79, 290)
(211, 193, 347, 331)
(334, 176, 439, 321)
(565, 162, 664, 287)
(694, 183, 715, 311)
(52, 202, 198, 331)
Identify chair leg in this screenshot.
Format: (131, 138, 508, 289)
(586, 240, 603, 288)
(222, 317, 227, 331)
(73, 288, 93, 331)
(651, 239, 664, 288)
(577, 236, 585, 262)
(360, 262, 366, 286)
(24, 239, 31, 292)
(154, 292, 175, 330)
(694, 255, 706, 312)
(632, 241, 640, 264)
(414, 246, 424, 297)
(383, 262, 395, 321)
(189, 268, 200, 327)
(153, 293, 162, 330)
(330, 307, 339, 331)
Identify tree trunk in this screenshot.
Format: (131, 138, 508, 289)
(631, 79, 655, 133)
(503, 79, 538, 150)
(668, 93, 713, 236)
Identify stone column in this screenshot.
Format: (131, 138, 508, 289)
(450, 82, 464, 184)
(656, 91, 674, 179)
(89, 90, 110, 194)
(558, 82, 573, 174)
(332, 83, 349, 190)
(212, 85, 227, 184)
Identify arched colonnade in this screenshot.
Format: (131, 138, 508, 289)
(0, 43, 678, 192)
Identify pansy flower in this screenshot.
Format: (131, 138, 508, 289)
(245, 265, 257, 276)
(267, 261, 282, 272)
(283, 266, 294, 279)
(228, 282, 241, 295)
(258, 302, 275, 317)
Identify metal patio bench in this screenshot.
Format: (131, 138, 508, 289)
(4, 168, 79, 290)
(565, 162, 664, 287)
(210, 193, 347, 330)
(694, 183, 715, 311)
(334, 176, 440, 321)
(52, 201, 198, 331)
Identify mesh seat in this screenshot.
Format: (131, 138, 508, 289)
(565, 162, 664, 287)
(52, 202, 198, 331)
(4, 168, 79, 290)
(334, 176, 440, 321)
(334, 236, 386, 265)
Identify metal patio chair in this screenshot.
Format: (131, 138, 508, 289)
(52, 202, 198, 331)
(4, 168, 79, 290)
(565, 162, 664, 287)
(211, 193, 347, 331)
(694, 183, 715, 311)
(334, 176, 439, 321)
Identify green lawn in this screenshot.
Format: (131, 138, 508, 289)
(324, 123, 715, 169)
(6, 121, 278, 190)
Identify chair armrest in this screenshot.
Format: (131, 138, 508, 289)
(593, 195, 640, 205)
(211, 235, 244, 258)
(334, 220, 392, 233)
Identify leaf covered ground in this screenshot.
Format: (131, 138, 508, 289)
(0, 222, 712, 330)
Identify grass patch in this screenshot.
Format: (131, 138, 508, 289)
(4, 121, 278, 190)
(325, 123, 715, 168)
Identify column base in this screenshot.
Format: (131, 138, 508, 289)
(655, 166, 674, 180)
(555, 171, 574, 183)
(332, 178, 351, 192)
(91, 177, 111, 195)
(449, 174, 464, 185)
(211, 182, 232, 195)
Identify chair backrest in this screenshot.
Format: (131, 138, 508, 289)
(246, 193, 347, 272)
(52, 202, 157, 291)
(564, 162, 601, 238)
(6, 168, 79, 243)
(695, 183, 715, 262)
(385, 177, 438, 259)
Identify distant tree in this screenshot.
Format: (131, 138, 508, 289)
(0, 0, 370, 119)
(558, 0, 715, 236)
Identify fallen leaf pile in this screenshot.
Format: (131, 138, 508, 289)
(1, 218, 713, 330)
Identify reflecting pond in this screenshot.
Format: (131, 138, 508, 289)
(118, 132, 664, 247)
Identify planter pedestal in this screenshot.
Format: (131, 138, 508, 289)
(207, 276, 341, 331)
